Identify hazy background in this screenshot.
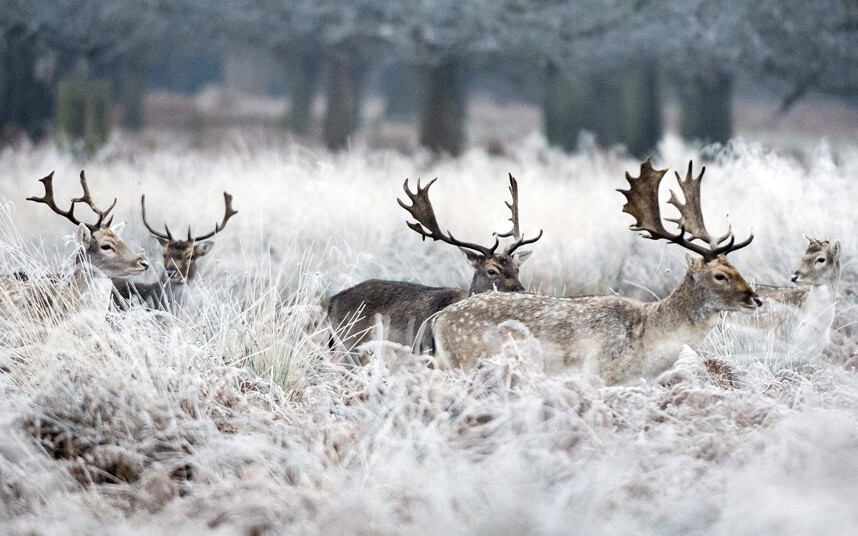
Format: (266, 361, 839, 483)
(4, 3, 858, 535)
(2, 0, 858, 158)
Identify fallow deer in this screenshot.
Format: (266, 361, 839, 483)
(1, 171, 149, 318)
(327, 174, 542, 353)
(111, 192, 238, 310)
(433, 159, 761, 385)
(745, 237, 841, 342)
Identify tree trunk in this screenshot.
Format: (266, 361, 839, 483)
(56, 69, 111, 156)
(383, 61, 419, 121)
(117, 54, 145, 131)
(619, 62, 663, 158)
(679, 66, 733, 145)
(419, 59, 465, 156)
(288, 52, 320, 136)
(323, 53, 362, 151)
(543, 63, 622, 151)
(0, 25, 51, 141)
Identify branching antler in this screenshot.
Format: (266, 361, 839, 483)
(140, 194, 173, 242)
(141, 192, 237, 243)
(497, 173, 543, 254)
(27, 170, 116, 231)
(189, 192, 238, 241)
(617, 158, 753, 261)
(398, 178, 499, 257)
(665, 161, 732, 248)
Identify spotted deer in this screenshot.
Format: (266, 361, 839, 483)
(433, 160, 761, 385)
(1, 171, 149, 319)
(328, 174, 542, 353)
(111, 192, 238, 310)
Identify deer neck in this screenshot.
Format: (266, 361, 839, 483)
(804, 276, 839, 320)
(646, 274, 721, 351)
(71, 249, 112, 311)
(467, 274, 480, 295)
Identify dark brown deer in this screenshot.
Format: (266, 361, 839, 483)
(2, 171, 149, 318)
(328, 174, 542, 353)
(111, 192, 237, 310)
(434, 160, 761, 384)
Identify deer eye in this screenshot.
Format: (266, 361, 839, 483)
(100, 244, 113, 251)
(487, 269, 499, 277)
(714, 273, 726, 281)
(817, 257, 826, 264)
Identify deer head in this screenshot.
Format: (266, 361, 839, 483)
(141, 192, 237, 282)
(618, 159, 761, 312)
(28, 171, 149, 278)
(791, 237, 841, 286)
(398, 174, 542, 293)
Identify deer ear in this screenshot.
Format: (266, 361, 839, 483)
(110, 221, 126, 236)
(76, 223, 93, 247)
(685, 253, 704, 274)
(832, 240, 841, 259)
(460, 248, 484, 267)
(512, 250, 532, 267)
(194, 240, 215, 257)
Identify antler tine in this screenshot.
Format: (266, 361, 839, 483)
(27, 171, 92, 229)
(618, 159, 719, 260)
(497, 173, 520, 239)
(75, 170, 116, 229)
(499, 173, 544, 254)
(140, 194, 173, 241)
(191, 191, 239, 242)
(665, 161, 731, 248)
(397, 178, 497, 257)
(505, 229, 544, 255)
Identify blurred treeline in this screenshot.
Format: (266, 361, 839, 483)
(1, 1, 857, 157)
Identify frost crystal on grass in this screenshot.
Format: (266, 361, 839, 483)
(0, 138, 857, 534)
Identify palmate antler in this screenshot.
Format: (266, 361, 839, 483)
(665, 161, 732, 248)
(617, 158, 753, 261)
(398, 178, 500, 257)
(27, 170, 116, 231)
(496, 173, 543, 255)
(141, 192, 238, 243)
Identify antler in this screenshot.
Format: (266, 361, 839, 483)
(27, 170, 116, 231)
(398, 178, 499, 257)
(140, 194, 174, 241)
(665, 161, 732, 248)
(188, 192, 239, 242)
(497, 173, 543, 254)
(617, 158, 753, 261)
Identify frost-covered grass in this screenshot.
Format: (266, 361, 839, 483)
(1, 134, 858, 534)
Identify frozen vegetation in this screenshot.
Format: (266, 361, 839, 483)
(1, 134, 857, 534)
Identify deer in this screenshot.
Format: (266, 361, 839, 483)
(1, 171, 149, 319)
(111, 192, 238, 310)
(432, 159, 762, 385)
(327, 174, 543, 354)
(740, 237, 841, 344)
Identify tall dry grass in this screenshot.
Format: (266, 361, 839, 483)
(1, 134, 857, 534)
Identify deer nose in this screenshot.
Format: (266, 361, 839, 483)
(791, 273, 800, 283)
(139, 259, 149, 271)
(507, 279, 524, 291)
(753, 297, 763, 307)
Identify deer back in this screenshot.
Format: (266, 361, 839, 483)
(328, 279, 467, 352)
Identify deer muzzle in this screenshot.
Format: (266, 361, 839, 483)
(741, 291, 763, 310)
(506, 278, 525, 292)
